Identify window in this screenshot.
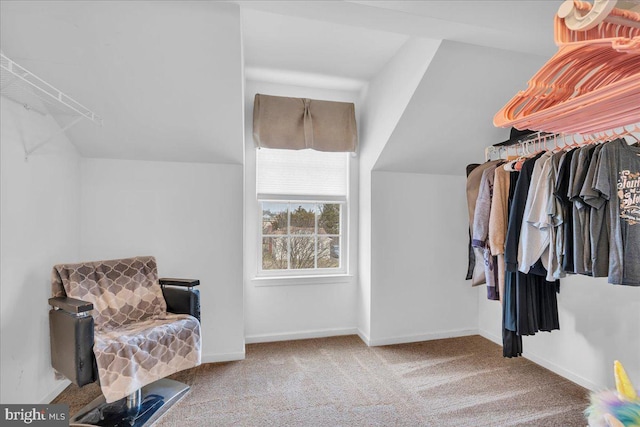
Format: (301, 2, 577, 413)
(261, 201, 343, 271)
(257, 149, 349, 276)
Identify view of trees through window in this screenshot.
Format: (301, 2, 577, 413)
(262, 202, 341, 271)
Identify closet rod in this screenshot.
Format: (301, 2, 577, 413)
(492, 131, 557, 148)
(485, 123, 640, 161)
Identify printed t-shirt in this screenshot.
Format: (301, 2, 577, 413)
(594, 139, 640, 286)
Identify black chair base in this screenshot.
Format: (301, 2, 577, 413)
(69, 378, 189, 427)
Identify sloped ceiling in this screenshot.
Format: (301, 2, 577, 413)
(373, 40, 548, 175)
(1, 1, 564, 167)
(1, 1, 244, 164)
(238, 0, 562, 175)
(238, 1, 560, 57)
(242, 8, 409, 89)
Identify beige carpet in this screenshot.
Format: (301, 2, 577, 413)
(52, 335, 590, 426)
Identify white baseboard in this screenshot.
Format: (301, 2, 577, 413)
(368, 329, 479, 347)
(478, 329, 501, 346)
(519, 351, 598, 391)
(40, 379, 71, 404)
(245, 327, 358, 344)
(356, 328, 371, 346)
(201, 350, 245, 364)
(479, 328, 598, 391)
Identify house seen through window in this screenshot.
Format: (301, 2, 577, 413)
(262, 202, 341, 270)
(257, 148, 348, 275)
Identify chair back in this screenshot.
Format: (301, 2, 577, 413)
(52, 256, 167, 329)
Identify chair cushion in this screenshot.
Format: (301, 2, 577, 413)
(94, 313, 201, 403)
(52, 256, 167, 329)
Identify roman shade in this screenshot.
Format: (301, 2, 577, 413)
(253, 94, 358, 152)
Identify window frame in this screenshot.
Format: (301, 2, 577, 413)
(257, 194, 348, 278)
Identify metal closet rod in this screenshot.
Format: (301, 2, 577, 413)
(485, 123, 640, 161)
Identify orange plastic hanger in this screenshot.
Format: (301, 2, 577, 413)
(495, 1, 640, 135)
(555, 1, 640, 44)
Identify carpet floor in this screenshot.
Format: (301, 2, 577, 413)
(52, 335, 590, 426)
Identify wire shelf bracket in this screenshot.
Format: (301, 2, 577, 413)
(0, 52, 103, 160)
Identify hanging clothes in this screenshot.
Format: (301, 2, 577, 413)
(502, 169, 522, 358)
(469, 136, 639, 359)
(581, 143, 609, 278)
(466, 164, 481, 281)
(593, 139, 640, 286)
(466, 160, 501, 286)
(518, 151, 554, 275)
(489, 166, 512, 304)
(545, 151, 566, 282)
(472, 163, 501, 300)
(569, 145, 598, 276)
(504, 152, 560, 356)
(555, 148, 577, 274)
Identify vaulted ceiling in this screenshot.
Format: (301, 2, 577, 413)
(1, 1, 564, 168)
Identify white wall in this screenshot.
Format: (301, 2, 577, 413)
(374, 40, 548, 175)
(1, 1, 245, 164)
(81, 158, 245, 362)
(479, 275, 640, 391)
(243, 79, 360, 342)
(369, 171, 478, 345)
(0, 98, 81, 403)
(357, 37, 442, 342)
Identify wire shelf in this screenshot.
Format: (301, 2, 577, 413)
(1, 52, 102, 159)
(1, 52, 102, 125)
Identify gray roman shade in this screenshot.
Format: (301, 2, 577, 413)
(253, 93, 358, 152)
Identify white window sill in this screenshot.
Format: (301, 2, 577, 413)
(251, 273, 353, 287)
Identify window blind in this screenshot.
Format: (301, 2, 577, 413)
(257, 148, 348, 197)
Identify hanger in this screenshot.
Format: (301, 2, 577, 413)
(556, 0, 640, 43)
(495, 0, 640, 136)
(495, 41, 638, 130)
(622, 123, 640, 143)
(503, 141, 523, 171)
(552, 133, 563, 152)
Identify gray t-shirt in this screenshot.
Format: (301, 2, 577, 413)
(519, 152, 553, 274)
(569, 145, 596, 275)
(594, 139, 640, 286)
(547, 150, 566, 280)
(580, 143, 608, 277)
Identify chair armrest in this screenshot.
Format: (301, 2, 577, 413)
(159, 278, 200, 288)
(161, 286, 201, 323)
(49, 296, 93, 315)
(49, 305, 96, 387)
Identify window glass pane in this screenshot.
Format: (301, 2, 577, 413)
(262, 237, 288, 270)
(290, 236, 316, 269)
(259, 200, 343, 273)
(290, 203, 315, 235)
(262, 202, 288, 235)
(318, 203, 340, 235)
(318, 236, 340, 269)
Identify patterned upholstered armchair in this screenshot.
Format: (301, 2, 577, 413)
(48, 256, 201, 426)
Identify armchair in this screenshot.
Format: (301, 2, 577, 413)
(49, 256, 201, 426)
